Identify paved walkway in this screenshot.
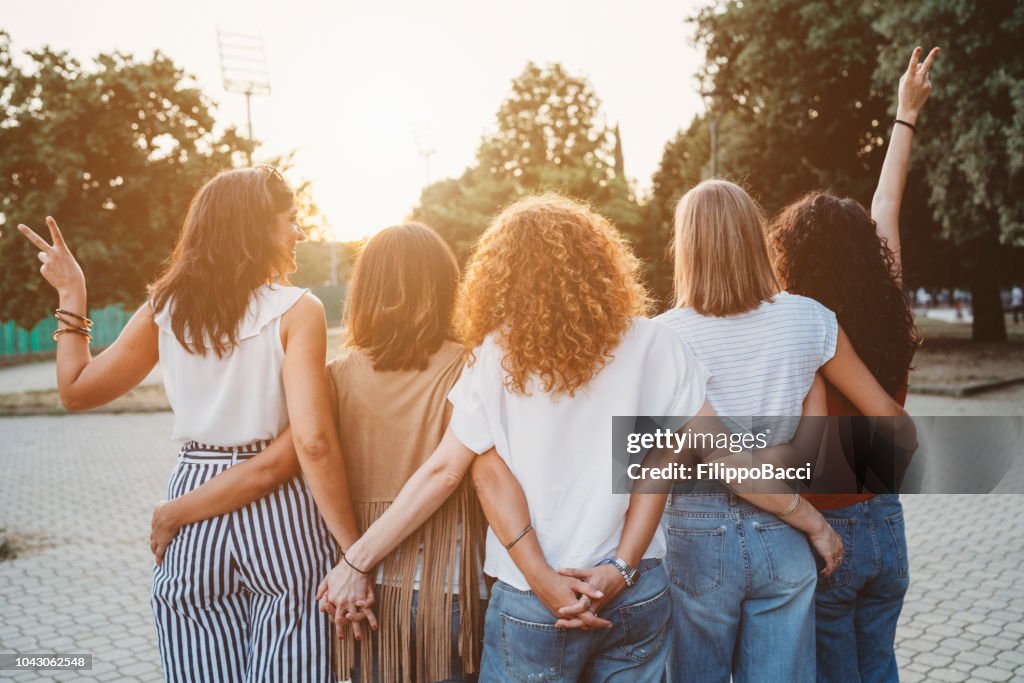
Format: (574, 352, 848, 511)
(1, 411, 1022, 681)
(0, 362, 162, 394)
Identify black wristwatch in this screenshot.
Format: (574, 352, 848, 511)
(600, 557, 640, 587)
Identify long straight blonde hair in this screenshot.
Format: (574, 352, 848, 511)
(673, 179, 779, 315)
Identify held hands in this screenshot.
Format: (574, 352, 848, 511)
(531, 566, 612, 630)
(553, 563, 627, 629)
(316, 560, 379, 641)
(897, 46, 939, 123)
(17, 217, 85, 296)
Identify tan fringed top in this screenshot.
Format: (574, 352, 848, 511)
(327, 340, 486, 683)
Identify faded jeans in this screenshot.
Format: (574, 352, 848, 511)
(479, 558, 671, 682)
(663, 485, 817, 683)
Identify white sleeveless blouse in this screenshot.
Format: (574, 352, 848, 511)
(153, 284, 308, 447)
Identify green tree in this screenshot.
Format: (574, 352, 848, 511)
(413, 62, 644, 262)
(0, 32, 251, 328)
(412, 165, 519, 261)
(874, 1, 1023, 341)
(690, 0, 890, 212)
(478, 62, 613, 188)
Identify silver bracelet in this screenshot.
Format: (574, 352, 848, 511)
(504, 524, 533, 551)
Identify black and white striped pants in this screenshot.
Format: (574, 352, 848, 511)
(152, 442, 335, 682)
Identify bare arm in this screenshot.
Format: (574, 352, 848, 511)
(150, 427, 300, 563)
(689, 388, 845, 576)
(280, 294, 361, 549)
(821, 327, 906, 417)
(470, 450, 610, 628)
(319, 426, 476, 627)
(871, 46, 938, 285)
(17, 217, 158, 411)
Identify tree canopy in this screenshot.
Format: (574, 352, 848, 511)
(413, 62, 642, 262)
(652, 0, 1023, 340)
(0, 32, 251, 327)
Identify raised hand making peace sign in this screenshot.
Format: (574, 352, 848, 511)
(17, 217, 86, 298)
(898, 46, 940, 123)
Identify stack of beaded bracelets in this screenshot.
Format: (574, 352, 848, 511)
(52, 308, 93, 344)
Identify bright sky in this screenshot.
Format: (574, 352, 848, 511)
(6, 0, 706, 241)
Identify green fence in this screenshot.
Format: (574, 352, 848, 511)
(0, 286, 346, 359)
(0, 304, 132, 358)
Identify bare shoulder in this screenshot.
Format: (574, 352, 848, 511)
(283, 292, 325, 325)
(126, 301, 158, 336)
(280, 292, 327, 352)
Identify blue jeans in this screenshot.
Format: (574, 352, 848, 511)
(663, 486, 817, 683)
(350, 590, 481, 683)
(814, 495, 909, 683)
(479, 558, 671, 682)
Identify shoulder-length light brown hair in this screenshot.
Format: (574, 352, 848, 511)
(673, 179, 779, 315)
(149, 167, 294, 357)
(457, 194, 650, 397)
(345, 222, 460, 371)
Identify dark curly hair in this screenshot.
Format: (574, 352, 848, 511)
(768, 192, 920, 396)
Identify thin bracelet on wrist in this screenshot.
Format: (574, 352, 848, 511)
(341, 552, 370, 575)
(55, 308, 94, 327)
(778, 493, 802, 518)
(52, 328, 92, 343)
(894, 118, 917, 133)
(504, 523, 533, 551)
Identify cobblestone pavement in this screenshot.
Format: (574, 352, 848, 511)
(1, 411, 1023, 681)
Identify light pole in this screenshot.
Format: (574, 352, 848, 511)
(701, 88, 726, 178)
(217, 29, 271, 166)
(414, 123, 436, 186)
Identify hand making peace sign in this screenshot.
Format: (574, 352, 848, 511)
(898, 46, 939, 121)
(17, 217, 86, 297)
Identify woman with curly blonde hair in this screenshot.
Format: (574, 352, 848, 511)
(322, 193, 711, 680)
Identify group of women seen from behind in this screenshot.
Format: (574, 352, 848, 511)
(18, 45, 937, 683)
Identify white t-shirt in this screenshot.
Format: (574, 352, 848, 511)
(447, 317, 709, 590)
(656, 292, 838, 441)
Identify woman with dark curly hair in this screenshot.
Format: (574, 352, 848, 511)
(769, 46, 938, 683)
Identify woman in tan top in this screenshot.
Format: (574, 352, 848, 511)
(326, 223, 486, 682)
(149, 222, 486, 682)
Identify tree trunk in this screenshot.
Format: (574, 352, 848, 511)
(968, 234, 1008, 342)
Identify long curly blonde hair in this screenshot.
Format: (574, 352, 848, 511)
(456, 194, 650, 396)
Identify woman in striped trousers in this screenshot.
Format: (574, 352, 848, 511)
(18, 167, 372, 681)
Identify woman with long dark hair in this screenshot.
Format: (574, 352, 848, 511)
(18, 167, 369, 682)
(769, 46, 938, 683)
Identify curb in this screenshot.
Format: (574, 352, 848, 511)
(0, 406, 172, 418)
(909, 376, 1024, 398)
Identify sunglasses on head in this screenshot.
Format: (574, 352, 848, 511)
(255, 164, 285, 183)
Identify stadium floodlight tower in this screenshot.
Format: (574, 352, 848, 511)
(217, 29, 271, 166)
(413, 122, 437, 186)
